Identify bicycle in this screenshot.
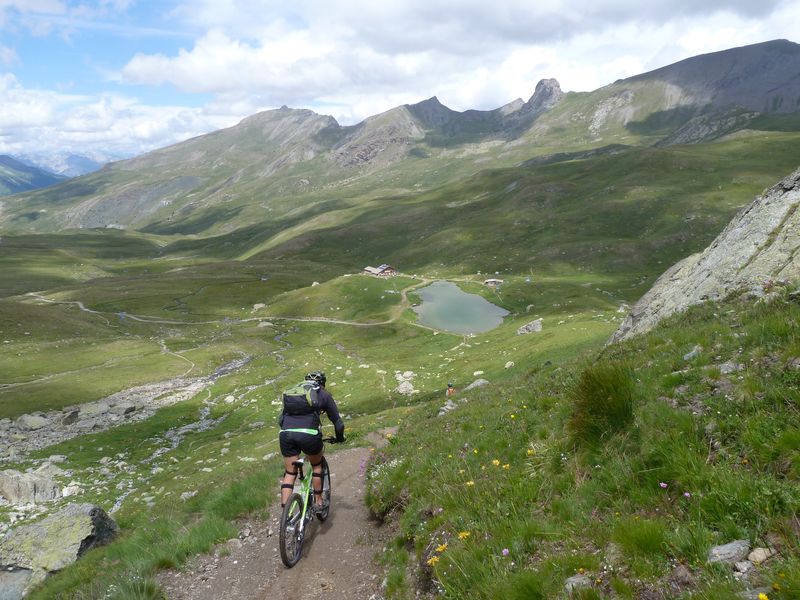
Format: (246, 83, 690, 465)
(278, 439, 337, 568)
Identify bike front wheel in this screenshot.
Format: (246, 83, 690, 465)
(279, 492, 305, 567)
(316, 457, 332, 522)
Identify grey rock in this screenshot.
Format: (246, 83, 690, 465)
(0, 504, 118, 597)
(14, 415, 49, 431)
(504, 361, 515, 369)
(683, 345, 702, 361)
(517, 318, 543, 335)
(719, 361, 744, 374)
(707, 539, 750, 564)
(0, 568, 34, 600)
(612, 167, 800, 343)
(60, 410, 79, 426)
(437, 400, 458, 417)
(79, 402, 110, 417)
(464, 379, 490, 391)
(394, 381, 416, 396)
(0, 470, 60, 505)
(734, 560, 754, 573)
(564, 574, 592, 594)
(47, 455, 67, 464)
(747, 546, 776, 564)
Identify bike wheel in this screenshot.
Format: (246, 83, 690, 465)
(316, 456, 332, 522)
(279, 493, 305, 567)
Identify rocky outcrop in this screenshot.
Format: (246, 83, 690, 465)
(612, 167, 800, 343)
(523, 78, 564, 114)
(0, 469, 61, 505)
(0, 503, 118, 598)
(0, 357, 249, 462)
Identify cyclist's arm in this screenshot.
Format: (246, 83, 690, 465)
(320, 390, 345, 442)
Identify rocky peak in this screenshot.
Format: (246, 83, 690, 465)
(406, 96, 458, 129)
(611, 166, 800, 343)
(523, 78, 564, 113)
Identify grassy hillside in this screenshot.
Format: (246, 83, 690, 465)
(365, 289, 800, 599)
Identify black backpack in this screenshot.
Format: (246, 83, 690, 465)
(282, 381, 319, 416)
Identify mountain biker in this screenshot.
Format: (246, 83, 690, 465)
(279, 371, 345, 511)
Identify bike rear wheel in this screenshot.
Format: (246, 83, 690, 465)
(279, 492, 305, 567)
(316, 457, 332, 522)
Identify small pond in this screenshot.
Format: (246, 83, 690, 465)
(412, 280, 509, 334)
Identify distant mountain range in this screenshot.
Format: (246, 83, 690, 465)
(0, 156, 65, 196)
(2, 39, 799, 235)
(17, 152, 115, 177)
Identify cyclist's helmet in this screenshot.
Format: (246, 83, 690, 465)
(305, 371, 327, 387)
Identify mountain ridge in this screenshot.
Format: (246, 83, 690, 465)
(2, 39, 800, 235)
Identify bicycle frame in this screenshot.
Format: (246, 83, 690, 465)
(292, 458, 314, 537)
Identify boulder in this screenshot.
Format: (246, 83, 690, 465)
(564, 574, 591, 594)
(747, 547, 776, 564)
(0, 504, 118, 598)
(79, 402, 110, 418)
(707, 539, 750, 564)
(14, 415, 49, 432)
(60, 410, 79, 426)
(395, 381, 416, 395)
(464, 379, 490, 391)
(0, 470, 60, 505)
(517, 319, 543, 335)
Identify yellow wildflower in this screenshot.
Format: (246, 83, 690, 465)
(465, 480, 475, 487)
(758, 593, 769, 600)
(526, 448, 534, 456)
(578, 567, 585, 574)
(458, 531, 471, 540)
(492, 459, 501, 466)
(502, 463, 510, 470)
(772, 583, 781, 591)
(459, 469, 465, 475)
(473, 449, 479, 454)
(427, 556, 440, 566)
(510, 414, 516, 419)
(436, 543, 448, 553)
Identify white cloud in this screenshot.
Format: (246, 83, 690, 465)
(2, 0, 800, 157)
(0, 73, 240, 156)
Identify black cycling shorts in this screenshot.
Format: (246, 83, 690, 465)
(279, 430, 323, 457)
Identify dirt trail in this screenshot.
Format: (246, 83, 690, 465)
(158, 432, 394, 600)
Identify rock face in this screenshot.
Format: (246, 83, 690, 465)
(0, 470, 60, 505)
(0, 503, 118, 598)
(612, 167, 800, 343)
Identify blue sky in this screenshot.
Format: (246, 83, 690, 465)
(0, 0, 798, 160)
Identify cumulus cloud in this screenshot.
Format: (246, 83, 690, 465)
(0, 73, 240, 157)
(2, 0, 800, 157)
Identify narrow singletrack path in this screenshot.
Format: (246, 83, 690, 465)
(158, 431, 395, 600)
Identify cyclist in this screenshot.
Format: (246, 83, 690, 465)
(279, 371, 345, 511)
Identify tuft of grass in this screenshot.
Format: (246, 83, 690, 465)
(568, 362, 636, 446)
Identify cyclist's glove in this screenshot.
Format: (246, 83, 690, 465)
(334, 418, 345, 443)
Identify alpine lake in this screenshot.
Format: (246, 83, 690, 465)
(412, 280, 509, 334)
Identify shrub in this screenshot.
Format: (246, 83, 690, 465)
(568, 362, 636, 446)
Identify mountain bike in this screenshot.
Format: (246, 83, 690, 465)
(278, 442, 335, 567)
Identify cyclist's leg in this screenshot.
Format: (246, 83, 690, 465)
(281, 455, 299, 506)
(306, 451, 324, 507)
